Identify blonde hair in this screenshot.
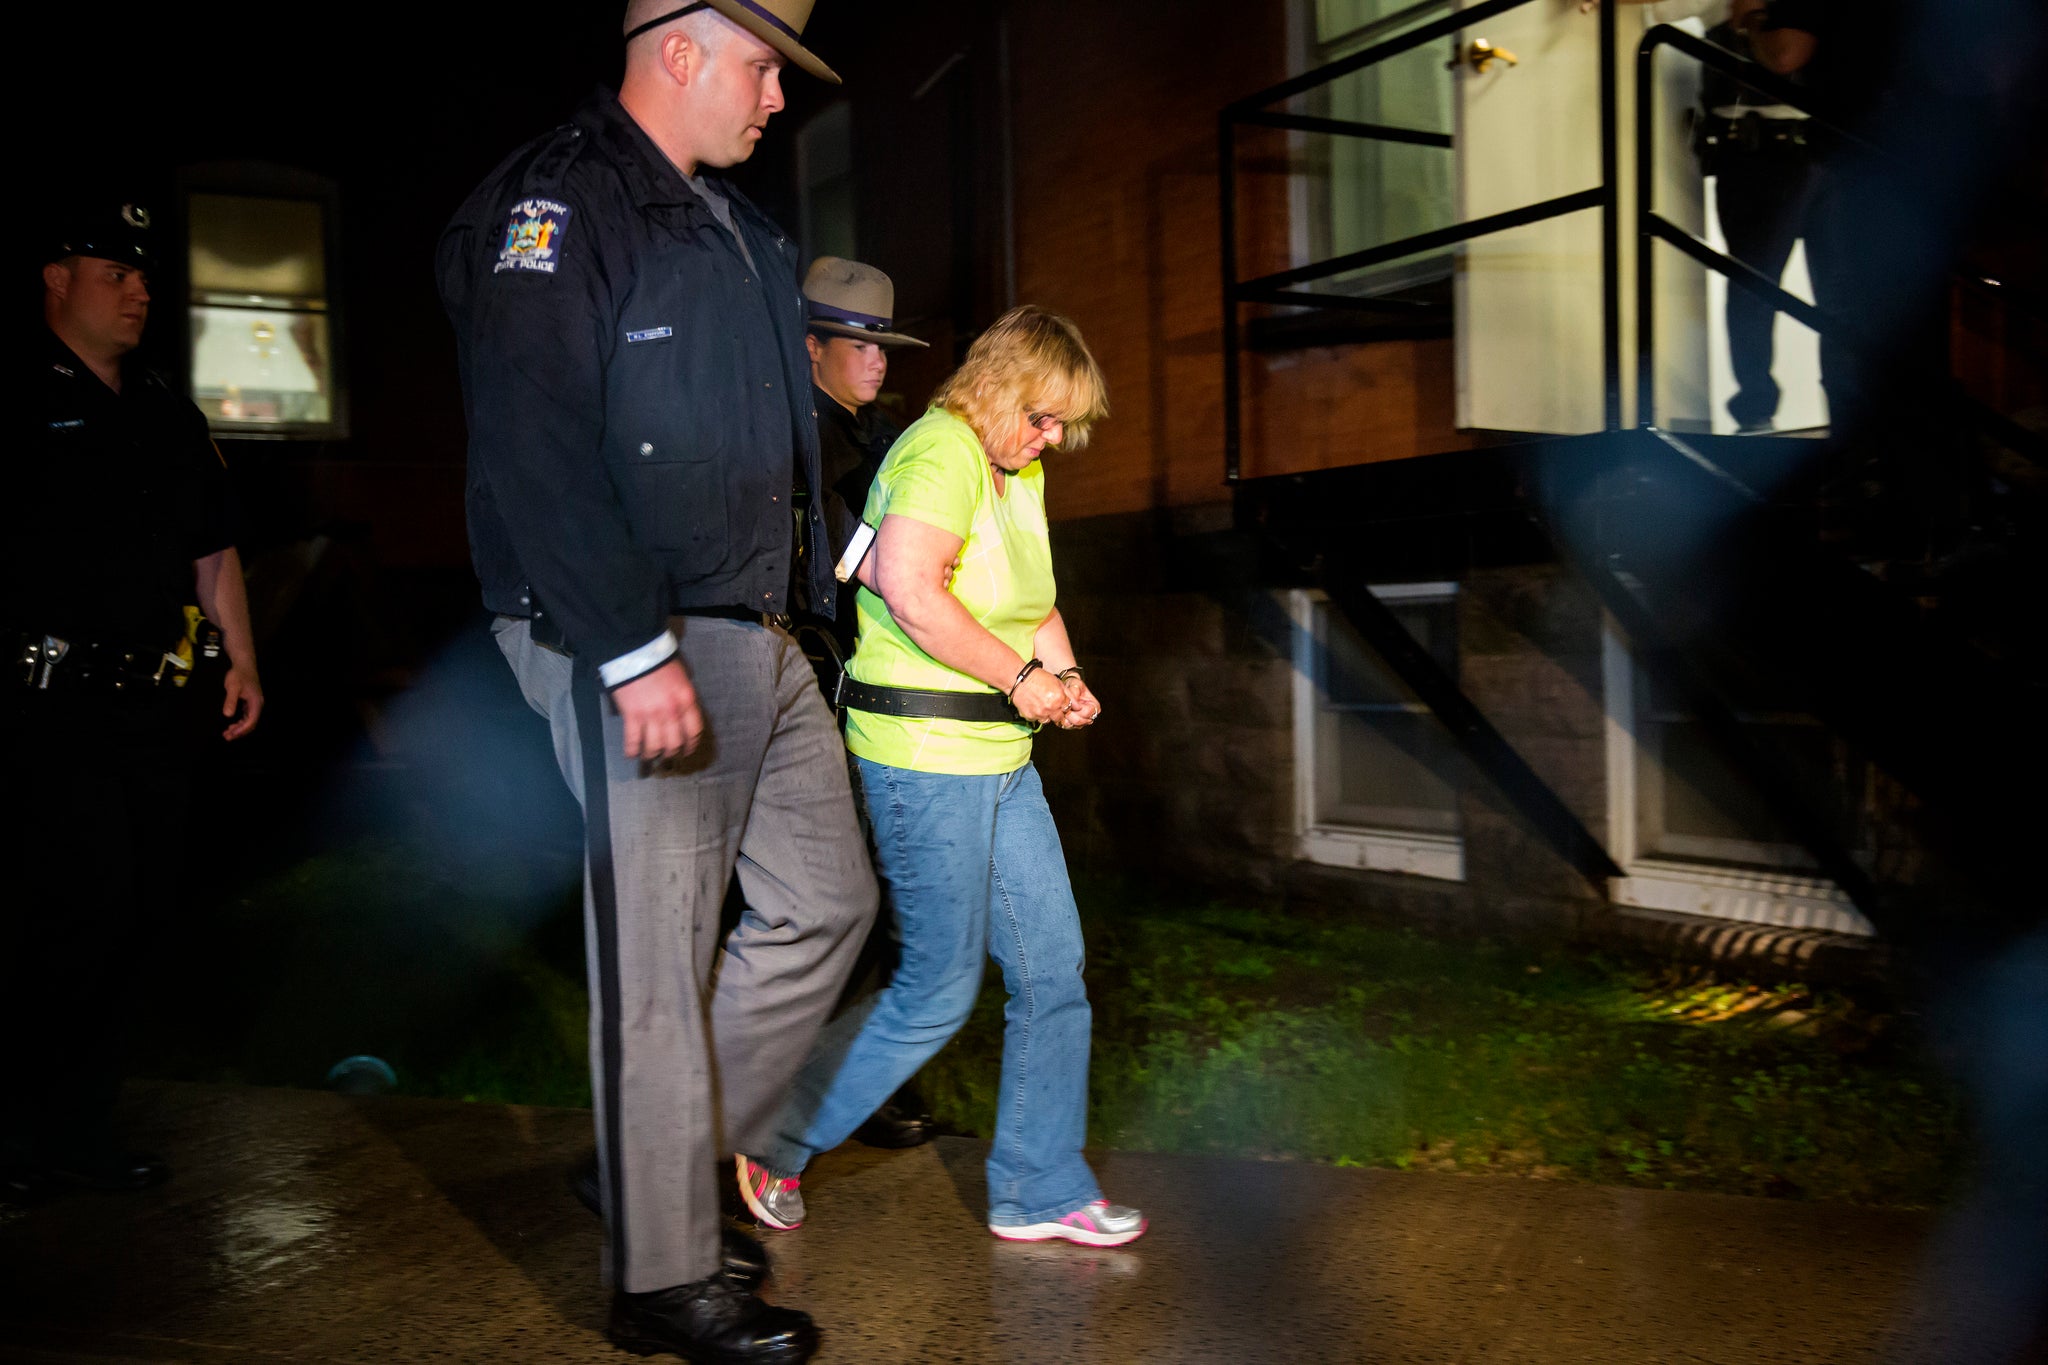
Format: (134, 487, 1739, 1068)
(930, 305, 1109, 453)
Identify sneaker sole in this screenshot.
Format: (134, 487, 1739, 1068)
(987, 1217, 1148, 1248)
(735, 1155, 802, 1232)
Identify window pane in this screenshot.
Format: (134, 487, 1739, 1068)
(190, 306, 333, 425)
(1308, 5, 1455, 290)
(189, 194, 326, 303)
(1318, 598, 1454, 707)
(1309, 594, 1462, 833)
(1650, 720, 1798, 845)
(1316, 708, 1460, 832)
(1634, 668, 1864, 869)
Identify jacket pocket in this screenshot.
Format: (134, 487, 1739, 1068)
(609, 449, 728, 558)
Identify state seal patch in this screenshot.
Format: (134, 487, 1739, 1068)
(495, 198, 573, 275)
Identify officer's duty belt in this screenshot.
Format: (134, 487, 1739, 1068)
(834, 676, 1023, 725)
(14, 634, 191, 693)
(678, 605, 794, 631)
(1699, 113, 1811, 154)
(521, 603, 796, 659)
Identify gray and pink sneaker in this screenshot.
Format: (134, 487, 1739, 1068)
(735, 1154, 805, 1231)
(989, 1200, 1147, 1247)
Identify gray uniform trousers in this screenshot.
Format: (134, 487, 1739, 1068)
(495, 613, 876, 1293)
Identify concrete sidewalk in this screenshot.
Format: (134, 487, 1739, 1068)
(0, 1082, 1942, 1363)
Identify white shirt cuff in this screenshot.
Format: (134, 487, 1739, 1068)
(598, 630, 678, 689)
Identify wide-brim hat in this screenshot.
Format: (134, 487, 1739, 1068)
(803, 256, 928, 348)
(625, 0, 840, 84)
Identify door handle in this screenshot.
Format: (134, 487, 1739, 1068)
(1449, 38, 1519, 74)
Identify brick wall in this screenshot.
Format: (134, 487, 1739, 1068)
(1003, 1, 1479, 522)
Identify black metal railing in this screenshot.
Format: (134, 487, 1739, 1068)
(1220, 0, 1622, 481)
(1633, 23, 2048, 467)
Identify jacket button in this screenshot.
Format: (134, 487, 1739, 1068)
(640, 442, 654, 455)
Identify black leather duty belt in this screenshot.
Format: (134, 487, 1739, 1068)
(834, 676, 1023, 725)
(677, 606, 794, 631)
(13, 634, 200, 693)
(520, 604, 795, 659)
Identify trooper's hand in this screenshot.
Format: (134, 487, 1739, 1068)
(1010, 669, 1072, 726)
(1056, 675, 1102, 729)
(221, 664, 264, 741)
(613, 660, 705, 760)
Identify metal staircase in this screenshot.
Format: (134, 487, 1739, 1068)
(1221, 8, 2047, 940)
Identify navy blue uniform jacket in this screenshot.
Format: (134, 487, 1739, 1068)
(437, 88, 833, 675)
(14, 329, 236, 648)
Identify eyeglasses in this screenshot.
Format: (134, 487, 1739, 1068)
(1026, 411, 1065, 435)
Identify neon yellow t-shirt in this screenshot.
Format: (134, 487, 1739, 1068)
(843, 408, 1053, 776)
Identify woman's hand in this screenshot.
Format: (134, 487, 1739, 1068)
(1010, 669, 1073, 726)
(1053, 674, 1101, 729)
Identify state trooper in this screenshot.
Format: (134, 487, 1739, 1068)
(3, 201, 263, 1206)
(792, 256, 927, 660)
(787, 257, 942, 1151)
(436, 3, 873, 1360)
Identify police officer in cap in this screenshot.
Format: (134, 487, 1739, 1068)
(794, 256, 926, 656)
(438, 2, 873, 1358)
(787, 257, 943, 1151)
(2, 201, 263, 1204)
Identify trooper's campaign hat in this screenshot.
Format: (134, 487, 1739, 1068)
(624, 0, 841, 84)
(802, 257, 928, 349)
(47, 201, 155, 271)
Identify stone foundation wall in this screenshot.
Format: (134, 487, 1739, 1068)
(1036, 511, 1618, 924)
(1454, 565, 1612, 906)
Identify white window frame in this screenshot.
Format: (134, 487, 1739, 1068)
(177, 163, 348, 442)
(1289, 584, 1466, 882)
(1601, 619, 1873, 936)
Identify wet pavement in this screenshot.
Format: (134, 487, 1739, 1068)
(0, 1081, 1944, 1363)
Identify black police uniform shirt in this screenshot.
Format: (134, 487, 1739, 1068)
(436, 87, 834, 679)
(12, 329, 236, 649)
(806, 384, 902, 648)
(812, 383, 902, 566)
(1760, 0, 1900, 131)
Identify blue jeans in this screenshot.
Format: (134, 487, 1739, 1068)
(760, 757, 1102, 1225)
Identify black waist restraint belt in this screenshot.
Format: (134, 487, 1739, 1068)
(835, 676, 1022, 725)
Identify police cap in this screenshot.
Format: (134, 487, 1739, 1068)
(47, 201, 155, 271)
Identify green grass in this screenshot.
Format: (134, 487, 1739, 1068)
(924, 891, 1964, 1206)
(151, 841, 1966, 1207)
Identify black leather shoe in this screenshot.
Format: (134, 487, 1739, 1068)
(608, 1274, 817, 1364)
(851, 1097, 936, 1149)
(571, 1153, 602, 1215)
(1, 1164, 59, 1209)
(570, 1154, 771, 1292)
(45, 1149, 170, 1192)
(717, 1225, 770, 1291)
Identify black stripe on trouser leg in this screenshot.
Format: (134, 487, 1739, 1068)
(572, 659, 629, 1284)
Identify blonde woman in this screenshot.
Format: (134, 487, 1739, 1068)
(735, 306, 1146, 1247)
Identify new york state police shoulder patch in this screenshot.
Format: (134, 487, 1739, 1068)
(495, 198, 573, 275)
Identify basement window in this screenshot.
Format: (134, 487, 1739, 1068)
(1290, 585, 1464, 881)
(1601, 621, 1873, 934)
